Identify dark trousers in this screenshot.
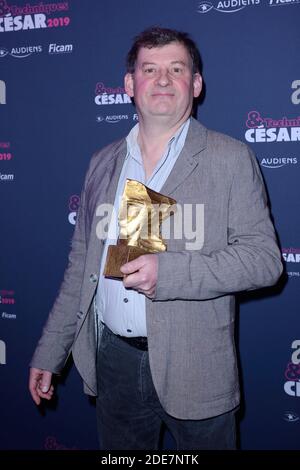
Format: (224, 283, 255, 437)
(96, 325, 237, 450)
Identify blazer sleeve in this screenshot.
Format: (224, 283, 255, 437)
(154, 145, 283, 301)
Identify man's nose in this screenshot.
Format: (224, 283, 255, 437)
(156, 69, 172, 86)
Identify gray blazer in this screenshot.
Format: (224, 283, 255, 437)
(30, 118, 282, 420)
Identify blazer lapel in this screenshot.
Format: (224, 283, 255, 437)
(160, 118, 207, 196)
(85, 141, 127, 275)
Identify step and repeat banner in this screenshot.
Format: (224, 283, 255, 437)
(0, 0, 299, 450)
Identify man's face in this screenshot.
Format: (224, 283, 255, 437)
(125, 42, 202, 125)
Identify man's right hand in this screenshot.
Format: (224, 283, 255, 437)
(29, 367, 54, 405)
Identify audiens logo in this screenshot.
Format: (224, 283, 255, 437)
(68, 194, 79, 225)
(0, 0, 71, 33)
(96, 115, 129, 124)
(0, 339, 6, 364)
(245, 111, 300, 143)
(0, 79, 5, 104)
(291, 80, 300, 105)
(260, 156, 297, 169)
(0, 45, 42, 58)
(197, 0, 260, 14)
(94, 82, 132, 106)
(284, 340, 300, 397)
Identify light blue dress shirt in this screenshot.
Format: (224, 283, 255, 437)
(96, 118, 190, 337)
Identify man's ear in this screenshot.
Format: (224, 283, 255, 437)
(193, 73, 202, 98)
(124, 73, 134, 98)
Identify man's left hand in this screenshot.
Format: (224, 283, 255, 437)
(120, 254, 158, 298)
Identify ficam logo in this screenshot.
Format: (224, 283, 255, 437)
(0, 0, 71, 33)
(96, 114, 129, 124)
(197, 0, 260, 14)
(284, 340, 300, 398)
(260, 156, 297, 169)
(0, 79, 6, 104)
(94, 82, 132, 106)
(68, 194, 79, 225)
(0, 45, 42, 58)
(0, 339, 6, 364)
(269, 0, 300, 7)
(0, 172, 14, 181)
(245, 110, 300, 143)
(291, 80, 300, 105)
(48, 43, 73, 54)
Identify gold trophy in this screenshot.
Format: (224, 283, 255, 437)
(104, 179, 176, 278)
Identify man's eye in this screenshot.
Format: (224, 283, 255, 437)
(172, 67, 183, 74)
(144, 68, 156, 74)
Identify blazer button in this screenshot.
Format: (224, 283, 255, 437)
(89, 273, 98, 283)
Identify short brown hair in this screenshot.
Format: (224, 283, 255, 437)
(126, 26, 202, 74)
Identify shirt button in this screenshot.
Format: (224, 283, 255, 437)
(123, 297, 129, 303)
(127, 329, 132, 333)
(90, 273, 98, 283)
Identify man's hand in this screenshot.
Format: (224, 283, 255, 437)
(120, 254, 158, 298)
(29, 367, 54, 405)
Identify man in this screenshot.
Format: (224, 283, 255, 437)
(29, 27, 282, 450)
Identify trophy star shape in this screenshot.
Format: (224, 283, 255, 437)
(104, 179, 177, 278)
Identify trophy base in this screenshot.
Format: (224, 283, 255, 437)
(104, 245, 149, 278)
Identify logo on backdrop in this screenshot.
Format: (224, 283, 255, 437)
(94, 82, 132, 106)
(0, 289, 16, 320)
(282, 248, 300, 278)
(0, 141, 12, 160)
(0, 44, 42, 58)
(68, 194, 79, 225)
(0, 171, 14, 181)
(0, 79, 5, 104)
(0, 339, 6, 364)
(291, 80, 300, 105)
(197, 0, 260, 14)
(284, 340, 300, 398)
(0, 43, 73, 58)
(0, 141, 14, 181)
(269, 0, 300, 7)
(245, 111, 300, 143)
(283, 412, 299, 423)
(48, 43, 72, 54)
(0, 0, 70, 33)
(259, 156, 298, 169)
(96, 114, 129, 124)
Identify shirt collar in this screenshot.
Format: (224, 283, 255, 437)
(126, 118, 191, 164)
